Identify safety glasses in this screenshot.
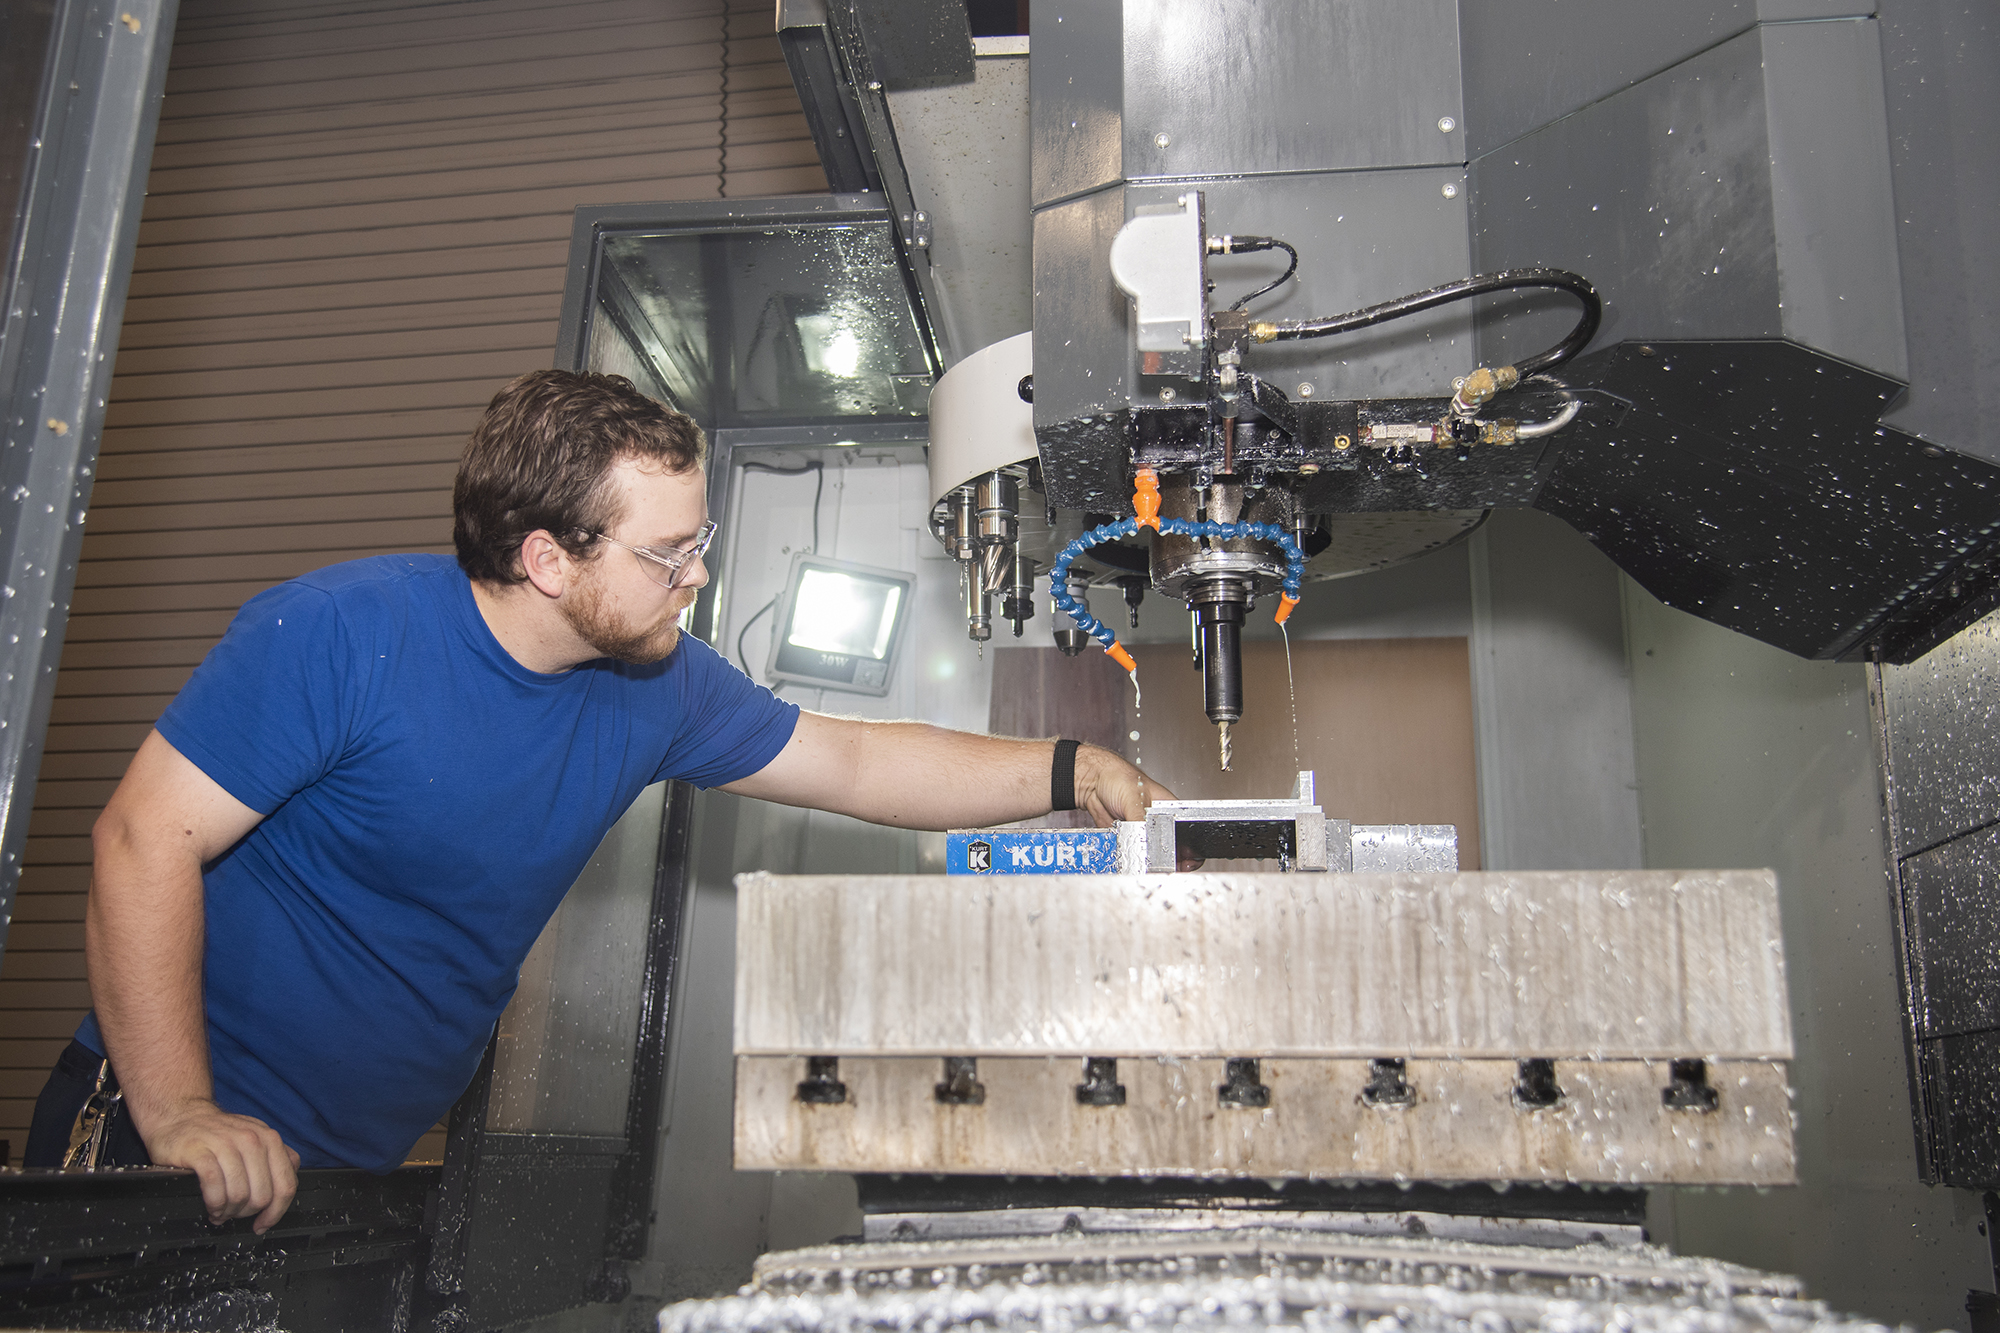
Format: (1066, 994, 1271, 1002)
(592, 520, 717, 590)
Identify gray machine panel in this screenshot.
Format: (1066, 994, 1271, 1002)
(1469, 28, 1783, 367)
(1027, 0, 1124, 207)
(1882, 614, 2000, 855)
(1458, 3, 1871, 158)
(1121, 0, 1461, 180)
(1877, 2, 2000, 464)
(1923, 1029, 2000, 1187)
(1030, 185, 1133, 422)
(886, 49, 1033, 365)
(1900, 824, 2000, 1040)
(0, 0, 177, 960)
(1030, 1, 1463, 209)
(1876, 607, 2000, 1187)
(849, 0, 972, 90)
(1758, 18, 1906, 380)
(1470, 23, 1905, 381)
(1758, 0, 1875, 16)
(1458, 3, 1758, 157)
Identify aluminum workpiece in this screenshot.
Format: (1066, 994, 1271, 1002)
(733, 869, 1795, 1184)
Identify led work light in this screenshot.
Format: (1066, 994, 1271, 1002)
(764, 554, 915, 696)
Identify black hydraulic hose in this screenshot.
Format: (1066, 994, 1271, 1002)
(1255, 266, 1602, 377)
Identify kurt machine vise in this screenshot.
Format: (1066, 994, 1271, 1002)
(731, 776, 1794, 1189)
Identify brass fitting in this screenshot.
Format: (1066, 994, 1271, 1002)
(1451, 364, 1520, 416)
(1249, 322, 1280, 343)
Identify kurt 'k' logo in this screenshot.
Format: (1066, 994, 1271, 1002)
(966, 840, 992, 872)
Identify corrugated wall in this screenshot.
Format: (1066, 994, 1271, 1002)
(0, 0, 827, 1157)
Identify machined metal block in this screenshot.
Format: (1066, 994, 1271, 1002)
(1350, 824, 1458, 872)
(734, 870, 1792, 1060)
(732, 1055, 1794, 1185)
(1118, 819, 1456, 873)
(1143, 803, 1343, 872)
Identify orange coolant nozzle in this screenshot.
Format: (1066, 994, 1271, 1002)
(1132, 467, 1161, 530)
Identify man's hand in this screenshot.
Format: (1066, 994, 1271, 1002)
(1072, 743, 1202, 869)
(141, 1098, 300, 1232)
(1071, 742, 1173, 826)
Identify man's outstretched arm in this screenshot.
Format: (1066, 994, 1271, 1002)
(86, 729, 299, 1233)
(720, 713, 1174, 829)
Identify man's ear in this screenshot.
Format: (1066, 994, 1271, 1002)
(518, 530, 572, 599)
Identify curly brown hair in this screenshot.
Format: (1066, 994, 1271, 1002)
(453, 370, 705, 584)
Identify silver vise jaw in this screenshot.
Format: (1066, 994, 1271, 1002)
(1138, 771, 1342, 872)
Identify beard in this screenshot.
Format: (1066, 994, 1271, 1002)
(560, 570, 685, 665)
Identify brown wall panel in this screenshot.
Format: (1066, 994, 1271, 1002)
(9, 866, 95, 894)
(86, 491, 454, 536)
(112, 349, 556, 402)
(116, 326, 555, 377)
(5, 928, 88, 959)
(8, 888, 88, 920)
(89, 463, 461, 510)
(118, 296, 561, 350)
(0, 0, 828, 1158)
(991, 641, 1482, 868)
(133, 222, 572, 274)
(72, 549, 455, 591)
(46, 644, 211, 676)
(24, 810, 101, 839)
(99, 411, 488, 454)
(1, 953, 88, 980)
(77, 518, 458, 563)
(123, 247, 567, 307)
(150, 76, 730, 152)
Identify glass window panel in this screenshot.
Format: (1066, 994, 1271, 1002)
(597, 219, 932, 426)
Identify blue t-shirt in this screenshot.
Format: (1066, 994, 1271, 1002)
(77, 554, 797, 1172)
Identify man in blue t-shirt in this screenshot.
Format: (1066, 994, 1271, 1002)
(26, 370, 1171, 1233)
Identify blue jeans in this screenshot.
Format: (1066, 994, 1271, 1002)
(22, 1038, 153, 1169)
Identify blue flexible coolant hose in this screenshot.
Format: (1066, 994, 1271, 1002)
(1048, 518, 1306, 650)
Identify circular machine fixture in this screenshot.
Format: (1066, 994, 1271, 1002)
(1301, 510, 1488, 582)
(1148, 474, 1294, 604)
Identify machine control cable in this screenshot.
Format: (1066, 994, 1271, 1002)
(1250, 266, 1602, 378)
(1047, 469, 1305, 671)
(1208, 234, 1301, 311)
(734, 459, 825, 677)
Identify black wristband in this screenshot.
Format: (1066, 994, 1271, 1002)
(1051, 739, 1081, 812)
